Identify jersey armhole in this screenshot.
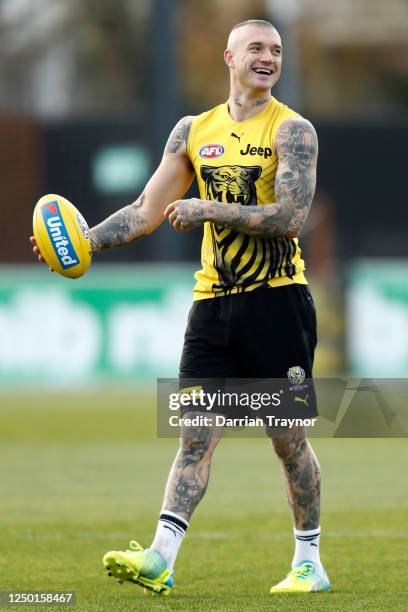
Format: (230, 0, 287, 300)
(186, 117, 198, 163)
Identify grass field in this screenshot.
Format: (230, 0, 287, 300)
(1, 390, 408, 611)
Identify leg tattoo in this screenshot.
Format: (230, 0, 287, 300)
(162, 412, 223, 522)
(270, 426, 321, 530)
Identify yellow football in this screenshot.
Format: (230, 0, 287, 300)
(33, 194, 92, 279)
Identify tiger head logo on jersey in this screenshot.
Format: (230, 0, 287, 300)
(200, 165, 261, 206)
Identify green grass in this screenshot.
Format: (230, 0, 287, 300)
(1, 391, 408, 611)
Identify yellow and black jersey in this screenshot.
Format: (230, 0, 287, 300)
(186, 97, 308, 301)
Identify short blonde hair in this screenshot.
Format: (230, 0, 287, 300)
(230, 19, 276, 33)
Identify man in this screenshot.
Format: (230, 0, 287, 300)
(32, 19, 330, 595)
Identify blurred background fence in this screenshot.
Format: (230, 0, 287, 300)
(1, 0, 408, 385)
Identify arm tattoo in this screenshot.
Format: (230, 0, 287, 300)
(270, 427, 320, 530)
(274, 118, 318, 218)
(90, 192, 147, 254)
(207, 119, 318, 239)
(163, 116, 193, 156)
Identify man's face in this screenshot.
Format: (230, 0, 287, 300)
(226, 26, 282, 92)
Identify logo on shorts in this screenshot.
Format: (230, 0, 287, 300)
(199, 144, 224, 159)
(294, 394, 309, 407)
(287, 366, 305, 386)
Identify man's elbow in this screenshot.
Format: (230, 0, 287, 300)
(264, 201, 306, 239)
(261, 226, 300, 240)
(285, 226, 301, 239)
(143, 215, 165, 237)
(283, 210, 309, 239)
(276, 218, 303, 239)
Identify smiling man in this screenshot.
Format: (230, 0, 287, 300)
(32, 18, 330, 597)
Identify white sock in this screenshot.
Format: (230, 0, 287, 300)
(150, 511, 189, 571)
(292, 526, 323, 571)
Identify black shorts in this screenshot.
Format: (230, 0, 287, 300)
(179, 284, 317, 418)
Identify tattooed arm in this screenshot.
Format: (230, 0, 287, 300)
(165, 118, 318, 239)
(89, 116, 195, 253)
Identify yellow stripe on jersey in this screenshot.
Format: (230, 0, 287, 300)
(187, 97, 307, 300)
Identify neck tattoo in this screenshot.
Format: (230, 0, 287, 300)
(232, 95, 269, 110)
(251, 98, 269, 108)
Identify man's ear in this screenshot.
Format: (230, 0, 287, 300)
(224, 49, 234, 68)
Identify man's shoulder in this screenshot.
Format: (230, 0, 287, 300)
(271, 98, 314, 129)
(275, 116, 318, 141)
(164, 116, 196, 157)
(269, 99, 316, 142)
(274, 115, 319, 162)
(172, 104, 225, 136)
(190, 103, 226, 127)
(164, 106, 225, 158)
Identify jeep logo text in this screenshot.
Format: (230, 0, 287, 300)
(240, 144, 272, 159)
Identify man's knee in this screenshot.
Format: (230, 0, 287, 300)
(179, 411, 222, 459)
(269, 426, 307, 461)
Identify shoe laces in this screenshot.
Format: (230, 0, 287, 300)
(127, 540, 144, 553)
(291, 562, 314, 581)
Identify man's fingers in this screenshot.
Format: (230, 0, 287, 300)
(167, 212, 184, 232)
(166, 201, 192, 231)
(164, 203, 177, 218)
(30, 234, 54, 270)
(33, 246, 45, 263)
(31, 237, 42, 258)
(168, 210, 179, 226)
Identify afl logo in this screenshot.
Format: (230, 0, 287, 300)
(199, 144, 225, 159)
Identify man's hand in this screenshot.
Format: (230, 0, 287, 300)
(29, 236, 54, 272)
(164, 198, 212, 232)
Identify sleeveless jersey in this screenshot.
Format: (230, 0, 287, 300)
(186, 97, 308, 301)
